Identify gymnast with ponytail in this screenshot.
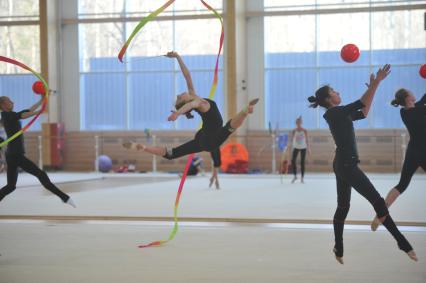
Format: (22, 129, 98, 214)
(123, 51, 259, 185)
(370, 89, 426, 231)
(308, 64, 417, 264)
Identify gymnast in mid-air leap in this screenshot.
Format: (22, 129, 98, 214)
(123, 51, 259, 181)
(0, 95, 75, 207)
(371, 89, 426, 231)
(308, 64, 417, 264)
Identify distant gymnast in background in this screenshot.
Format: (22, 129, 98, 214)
(289, 116, 310, 183)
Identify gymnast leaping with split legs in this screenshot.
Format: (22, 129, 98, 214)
(123, 51, 259, 185)
(371, 89, 426, 231)
(308, 64, 417, 264)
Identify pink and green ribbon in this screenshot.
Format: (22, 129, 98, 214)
(118, 1, 224, 248)
(0, 56, 49, 148)
(117, 0, 175, 63)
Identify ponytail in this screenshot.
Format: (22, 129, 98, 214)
(309, 85, 331, 108)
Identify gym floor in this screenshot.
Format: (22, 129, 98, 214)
(1, 172, 425, 283)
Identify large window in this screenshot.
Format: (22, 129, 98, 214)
(78, 0, 223, 130)
(0, 0, 41, 131)
(264, 0, 426, 129)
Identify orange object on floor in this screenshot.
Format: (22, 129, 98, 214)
(220, 143, 249, 173)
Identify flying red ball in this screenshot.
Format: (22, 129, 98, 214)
(419, 64, 426, 79)
(340, 44, 360, 63)
(32, 80, 46, 95)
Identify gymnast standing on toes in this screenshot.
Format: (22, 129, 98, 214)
(289, 116, 310, 183)
(123, 51, 259, 180)
(371, 89, 426, 231)
(308, 64, 417, 264)
(0, 96, 75, 207)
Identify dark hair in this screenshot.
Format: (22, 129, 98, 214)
(175, 100, 194, 119)
(391, 88, 409, 107)
(308, 85, 331, 108)
(0, 96, 8, 106)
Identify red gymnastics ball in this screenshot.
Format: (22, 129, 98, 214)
(32, 80, 46, 95)
(340, 44, 360, 63)
(419, 64, 426, 79)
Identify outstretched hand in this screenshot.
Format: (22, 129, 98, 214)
(366, 64, 391, 88)
(376, 64, 391, 81)
(168, 111, 179, 121)
(166, 51, 178, 58)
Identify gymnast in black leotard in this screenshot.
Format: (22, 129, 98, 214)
(123, 51, 258, 186)
(308, 64, 417, 264)
(371, 89, 426, 231)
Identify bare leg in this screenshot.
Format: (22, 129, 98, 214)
(229, 98, 259, 130)
(123, 141, 166, 157)
(371, 188, 401, 231)
(373, 147, 420, 232)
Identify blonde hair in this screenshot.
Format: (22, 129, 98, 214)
(174, 96, 194, 119)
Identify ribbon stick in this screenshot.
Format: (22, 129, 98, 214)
(117, 1, 223, 248)
(118, 0, 175, 63)
(0, 56, 49, 148)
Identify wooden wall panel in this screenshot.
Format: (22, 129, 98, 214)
(20, 129, 423, 174)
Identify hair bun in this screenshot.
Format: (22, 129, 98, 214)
(307, 96, 317, 103)
(185, 111, 194, 119)
(390, 99, 400, 107)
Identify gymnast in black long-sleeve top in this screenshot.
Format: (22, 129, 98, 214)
(0, 96, 75, 207)
(308, 64, 417, 264)
(371, 90, 426, 231)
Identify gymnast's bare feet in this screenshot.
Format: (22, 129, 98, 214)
(333, 243, 344, 265)
(333, 248, 344, 265)
(407, 250, 418, 262)
(123, 141, 145, 151)
(371, 216, 380, 231)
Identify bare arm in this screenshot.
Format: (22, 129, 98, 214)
(21, 108, 43, 119)
(168, 99, 202, 121)
(175, 100, 201, 116)
(360, 64, 391, 117)
(20, 96, 45, 119)
(166, 51, 195, 95)
(29, 97, 44, 112)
